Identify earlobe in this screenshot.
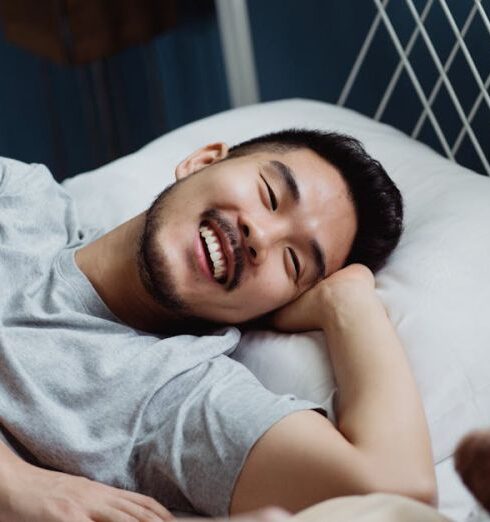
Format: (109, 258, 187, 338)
(175, 142, 229, 180)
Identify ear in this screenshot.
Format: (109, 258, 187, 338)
(175, 142, 229, 181)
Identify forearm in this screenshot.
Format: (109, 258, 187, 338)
(0, 437, 24, 479)
(320, 289, 435, 499)
(0, 438, 28, 516)
(0, 439, 172, 521)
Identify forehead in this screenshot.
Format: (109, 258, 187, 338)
(250, 147, 351, 203)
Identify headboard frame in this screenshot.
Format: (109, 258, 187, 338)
(338, 0, 489, 175)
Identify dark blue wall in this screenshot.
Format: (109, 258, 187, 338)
(0, 2, 229, 181)
(0, 0, 488, 179)
(247, 0, 489, 174)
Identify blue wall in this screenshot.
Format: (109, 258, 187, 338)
(247, 0, 489, 174)
(0, 0, 488, 179)
(0, 1, 229, 181)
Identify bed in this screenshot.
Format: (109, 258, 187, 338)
(61, 2, 489, 521)
(62, 97, 489, 522)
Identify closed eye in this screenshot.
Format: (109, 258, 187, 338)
(288, 247, 300, 280)
(260, 174, 277, 211)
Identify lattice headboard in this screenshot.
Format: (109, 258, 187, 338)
(338, 0, 489, 175)
(216, 0, 489, 175)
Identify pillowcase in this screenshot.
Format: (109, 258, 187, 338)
(62, 98, 490, 520)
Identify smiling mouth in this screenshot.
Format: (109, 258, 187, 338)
(199, 221, 229, 284)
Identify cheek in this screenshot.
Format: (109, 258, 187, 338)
(201, 265, 294, 324)
(241, 265, 295, 314)
(208, 173, 255, 209)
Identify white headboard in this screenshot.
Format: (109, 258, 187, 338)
(338, 0, 489, 174)
(217, 0, 489, 175)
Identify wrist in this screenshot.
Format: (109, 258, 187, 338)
(0, 451, 25, 516)
(319, 284, 379, 332)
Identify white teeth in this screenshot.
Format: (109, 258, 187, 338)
(199, 224, 228, 281)
(207, 241, 220, 253)
(199, 226, 210, 235)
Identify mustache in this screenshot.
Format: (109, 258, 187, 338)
(200, 208, 245, 291)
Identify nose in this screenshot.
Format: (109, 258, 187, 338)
(239, 216, 285, 265)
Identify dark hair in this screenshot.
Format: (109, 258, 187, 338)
(227, 129, 403, 273)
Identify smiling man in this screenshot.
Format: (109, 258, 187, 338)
(0, 130, 436, 522)
(76, 137, 358, 332)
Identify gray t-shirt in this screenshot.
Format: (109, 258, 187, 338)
(0, 157, 323, 516)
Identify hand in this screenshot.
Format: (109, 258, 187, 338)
(1, 459, 173, 522)
(271, 264, 375, 333)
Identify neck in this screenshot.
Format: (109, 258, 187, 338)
(75, 213, 176, 333)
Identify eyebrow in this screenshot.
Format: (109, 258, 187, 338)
(266, 160, 327, 285)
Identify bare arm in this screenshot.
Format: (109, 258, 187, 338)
(318, 265, 435, 496)
(0, 439, 172, 522)
(230, 264, 436, 514)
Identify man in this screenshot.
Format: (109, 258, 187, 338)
(0, 130, 436, 521)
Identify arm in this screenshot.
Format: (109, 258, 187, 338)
(0, 439, 172, 522)
(230, 264, 436, 514)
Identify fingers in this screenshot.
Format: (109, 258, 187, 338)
(327, 263, 375, 288)
(91, 507, 138, 522)
(108, 497, 170, 522)
(83, 481, 172, 522)
(112, 489, 174, 520)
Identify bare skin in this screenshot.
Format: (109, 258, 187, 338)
(0, 265, 436, 520)
(0, 441, 173, 522)
(0, 443, 290, 522)
(230, 264, 437, 513)
(75, 144, 358, 332)
(0, 144, 435, 519)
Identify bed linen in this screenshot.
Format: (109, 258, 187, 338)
(63, 99, 490, 522)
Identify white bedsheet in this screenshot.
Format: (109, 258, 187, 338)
(63, 99, 490, 522)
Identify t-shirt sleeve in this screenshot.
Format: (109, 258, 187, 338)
(135, 355, 325, 516)
(0, 157, 84, 254)
(0, 157, 54, 198)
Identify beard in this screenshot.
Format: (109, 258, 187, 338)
(136, 173, 246, 333)
(137, 176, 192, 321)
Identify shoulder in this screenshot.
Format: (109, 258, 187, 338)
(0, 158, 81, 253)
(0, 158, 55, 196)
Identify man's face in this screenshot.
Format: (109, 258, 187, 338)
(138, 144, 357, 325)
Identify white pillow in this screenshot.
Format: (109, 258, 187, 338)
(62, 99, 490, 521)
